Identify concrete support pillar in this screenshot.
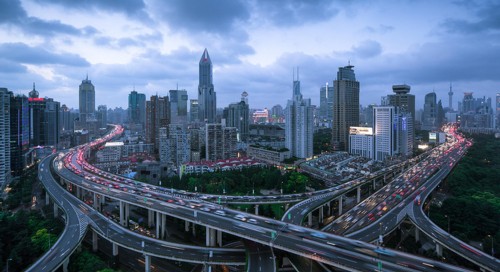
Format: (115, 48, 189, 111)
(113, 243, 119, 256)
(308, 213, 313, 227)
(435, 243, 443, 257)
(325, 202, 331, 216)
(119, 201, 125, 226)
(92, 230, 98, 252)
(357, 187, 361, 203)
(338, 195, 343, 216)
(217, 230, 222, 247)
(185, 221, 190, 232)
(415, 228, 420, 242)
(192, 224, 196, 237)
(372, 180, 376, 190)
(255, 204, 259, 215)
(319, 206, 324, 224)
(383, 174, 387, 184)
(148, 210, 154, 228)
(62, 258, 69, 272)
(101, 195, 105, 205)
(45, 191, 50, 206)
(93, 193, 99, 210)
(285, 203, 289, 211)
(206, 227, 216, 247)
(145, 255, 151, 272)
(161, 213, 167, 239)
(156, 212, 161, 239)
(124, 203, 130, 227)
(53, 203, 59, 218)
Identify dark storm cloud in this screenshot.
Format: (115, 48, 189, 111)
(150, 0, 249, 34)
(441, 1, 500, 34)
(34, 0, 148, 18)
(0, 59, 27, 74)
(252, 0, 339, 26)
(0, 0, 97, 37)
(0, 43, 90, 66)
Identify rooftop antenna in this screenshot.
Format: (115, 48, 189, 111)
(297, 66, 300, 81)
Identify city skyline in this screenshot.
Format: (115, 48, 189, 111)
(0, 0, 498, 110)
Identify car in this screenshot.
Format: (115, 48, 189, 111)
(247, 218, 258, 224)
(234, 214, 247, 221)
(310, 232, 327, 239)
(214, 210, 226, 216)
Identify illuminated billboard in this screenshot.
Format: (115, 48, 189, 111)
(349, 127, 373, 135)
(429, 132, 437, 142)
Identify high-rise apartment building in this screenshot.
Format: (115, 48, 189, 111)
(0, 88, 11, 186)
(496, 93, 500, 129)
(332, 64, 360, 151)
(223, 92, 250, 141)
(79, 75, 95, 123)
(28, 85, 60, 147)
(128, 90, 146, 126)
(146, 95, 169, 152)
(59, 104, 74, 132)
(205, 123, 223, 161)
(285, 75, 314, 159)
(9, 92, 29, 176)
(198, 49, 216, 123)
(168, 124, 190, 166)
(169, 89, 188, 124)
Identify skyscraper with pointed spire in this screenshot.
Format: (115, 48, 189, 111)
(198, 49, 216, 123)
(79, 74, 95, 123)
(448, 83, 454, 110)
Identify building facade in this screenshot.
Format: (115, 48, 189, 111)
(169, 89, 188, 124)
(9, 93, 29, 176)
(373, 106, 397, 161)
(128, 90, 146, 126)
(79, 75, 95, 123)
(223, 92, 250, 141)
(0, 88, 11, 186)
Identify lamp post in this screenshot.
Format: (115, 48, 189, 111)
(6, 258, 12, 272)
(445, 215, 450, 235)
(488, 235, 494, 256)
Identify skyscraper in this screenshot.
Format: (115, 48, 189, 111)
(28, 84, 60, 147)
(448, 83, 454, 110)
(128, 90, 146, 126)
(10, 92, 29, 176)
(146, 95, 169, 152)
(319, 83, 334, 123)
(223, 92, 250, 142)
(373, 106, 397, 161)
(97, 105, 107, 129)
(496, 93, 500, 129)
(79, 75, 95, 123)
(198, 49, 216, 123)
(386, 84, 415, 153)
(0, 88, 11, 186)
(205, 123, 223, 161)
(332, 64, 360, 151)
(422, 92, 437, 130)
(169, 89, 188, 124)
(285, 72, 314, 159)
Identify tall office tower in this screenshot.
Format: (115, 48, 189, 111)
(396, 111, 413, 157)
(146, 95, 169, 152)
(169, 89, 188, 124)
(422, 92, 437, 130)
(44, 98, 60, 146)
(0, 88, 11, 186)
(448, 83, 454, 110)
(59, 104, 74, 132)
(97, 105, 107, 129)
(496, 93, 500, 129)
(222, 127, 237, 159)
(285, 74, 314, 158)
(373, 106, 398, 161)
(437, 100, 444, 128)
(386, 84, 415, 148)
(79, 75, 95, 123)
(319, 82, 334, 120)
(332, 64, 360, 151)
(189, 99, 199, 122)
(205, 123, 223, 161)
(223, 92, 250, 141)
(168, 124, 191, 166)
(128, 90, 146, 126)
(9, 92, 29, 176)
(198, 49, 216, 123)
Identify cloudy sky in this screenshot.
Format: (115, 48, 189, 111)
(0, 0, 498, 111)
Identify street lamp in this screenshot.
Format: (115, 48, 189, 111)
(445, 215, 450, 235)
(488, 235, 494, 256)
(6, 258, 12, 272)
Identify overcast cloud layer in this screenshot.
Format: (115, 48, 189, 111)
(0, 0, 497, 110)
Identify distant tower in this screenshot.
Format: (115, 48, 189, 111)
(198, 49, 216, 123)
(448, 83, 454, 110)
(79, 75, 95, 123)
